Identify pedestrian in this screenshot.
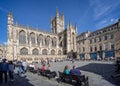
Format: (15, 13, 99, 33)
(1, 59, 9, 83)
(17, 61, 23, 75)
(22, 60, 28, 73)
(8, 61, 15, 81)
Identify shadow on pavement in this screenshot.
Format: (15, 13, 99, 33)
(77, 63, 120, 86)
(0, 74, 34, 86)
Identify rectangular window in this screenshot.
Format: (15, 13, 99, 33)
(99, 37, 101, 42)
(94, 38, 96, 43)
(104, 35, 107, 40)
(90, 39, 92, 44)
(104, 43, 108, 50)
(99, 45, 102, 51)
(111, 42, 114, 50)
(83, 47, 85, 52)
(94, 46, 97, 51)
(90, 47, 92, 52)
(110, 34, 114, 39)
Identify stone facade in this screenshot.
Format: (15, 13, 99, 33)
(6, 9, 77, 62)
(0, 45, 7, 59)
(77, 20, 120, 60)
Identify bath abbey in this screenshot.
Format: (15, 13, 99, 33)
(0, 9, 120, 62)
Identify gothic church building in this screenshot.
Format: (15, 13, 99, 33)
(7, 9, 77, 62)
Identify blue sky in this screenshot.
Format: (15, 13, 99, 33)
(0, 0, 120, 44)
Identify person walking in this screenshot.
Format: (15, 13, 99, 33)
(22, 60, 28, 73)
(17, 61, 23, 75)
(1, 59, 9, 83)
(8, 61, 15, 81)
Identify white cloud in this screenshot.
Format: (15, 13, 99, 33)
(3, 42, 8, 45)
(110, 18, 118, 22)
(96, 20, 108, 29)
(89, 0, 120, 20)
(96, 18, 118, 30)
(110, 19, 114, 22)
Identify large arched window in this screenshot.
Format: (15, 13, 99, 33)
(51, 49, 55, 55)
(19, 30, 26, 44)
(42, 49, 47, 55)
(45, 36, 50, 46)
(58, 50, 62, 55)
(30, 32, 35, 45)
(45, 37, 47, 46)
(20, 47, 28, 55)
(52, 37, 57, 47)
(38, 34, 43, 45)
(32, 48, 39, 55)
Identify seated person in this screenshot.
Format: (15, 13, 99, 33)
(47, 63, 52, 71)
(47, 63, 57, 78)
(41, 64, 46, 71)
(29, 63, 36, 70)
(63, 65, 70, 75)
(70, 65, 81, 76)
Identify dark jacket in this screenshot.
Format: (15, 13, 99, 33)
(1, 62, 9, 71)
(0, 62, 2, 71)
(70, 68, 81, 76)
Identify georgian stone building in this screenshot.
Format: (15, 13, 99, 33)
(77, 20, 120, 60)
(6, 9, 77, 62)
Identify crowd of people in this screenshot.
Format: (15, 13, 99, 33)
(0, 59, 28, 84)
(0, 59, 14, 84)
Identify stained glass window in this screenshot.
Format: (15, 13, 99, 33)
(20, 47, 28, 55)
(32, 48, 39, 55)
(19, 30, 26, 44)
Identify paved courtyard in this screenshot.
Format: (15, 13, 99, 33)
(1, 61, 120, 86)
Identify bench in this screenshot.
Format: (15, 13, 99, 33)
(111, 73, 120, 79)
(58, 71, 89, 86)
(28, 67, 37, 73)
(37, 68, 57, 79)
